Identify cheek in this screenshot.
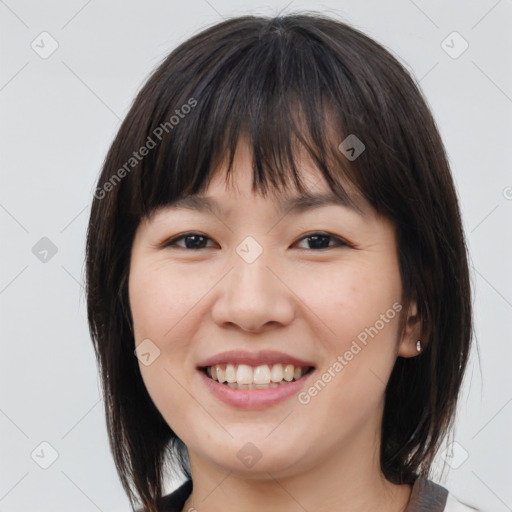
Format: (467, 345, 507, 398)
(129, 262, 198, 340)
(302, 259, 402, 401)
(302, 259, 402, 345)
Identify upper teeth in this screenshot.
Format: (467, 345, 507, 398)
(206, 363, 310, 384)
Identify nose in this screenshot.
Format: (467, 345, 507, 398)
(210, 251, 295, 333)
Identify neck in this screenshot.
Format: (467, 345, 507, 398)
(181, 415, 412, 512)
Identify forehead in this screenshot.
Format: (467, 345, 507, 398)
(161, 138, 372, 219)
(166, 188, 370, 220)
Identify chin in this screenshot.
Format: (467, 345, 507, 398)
(201, 439, 305, 476)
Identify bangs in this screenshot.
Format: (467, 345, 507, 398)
(116, 15, 407, 221)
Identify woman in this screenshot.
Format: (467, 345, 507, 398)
(86, 12, 478, 512)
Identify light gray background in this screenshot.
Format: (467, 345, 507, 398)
(1, 1, 511, 511)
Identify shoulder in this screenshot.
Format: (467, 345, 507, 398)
(405, 477, 481, 512)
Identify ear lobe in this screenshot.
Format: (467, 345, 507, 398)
(398, 300, 424, 358)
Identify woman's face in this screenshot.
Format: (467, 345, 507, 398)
(128, 138, 420, 479)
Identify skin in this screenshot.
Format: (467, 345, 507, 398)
(128, 136, 422, 512)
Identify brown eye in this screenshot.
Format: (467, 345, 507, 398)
(164, 233, 216, 250)
(294, 232, 349, 250)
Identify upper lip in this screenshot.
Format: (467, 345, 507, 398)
(197, 350, 316, 369)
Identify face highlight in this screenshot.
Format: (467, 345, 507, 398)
(128, 137, 419, 480)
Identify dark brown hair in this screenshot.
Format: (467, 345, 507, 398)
(86, 11, 473, 512)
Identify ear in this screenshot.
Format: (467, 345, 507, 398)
(398, 300, 424, 358)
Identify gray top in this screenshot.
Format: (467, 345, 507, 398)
(155, 475, 456, 511)
(404, 477, 448, 511)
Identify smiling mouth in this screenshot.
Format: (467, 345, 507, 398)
(200, 363, 315, 389)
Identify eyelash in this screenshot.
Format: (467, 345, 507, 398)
(162, 231, 351, 251)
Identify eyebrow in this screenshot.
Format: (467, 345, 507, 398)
(167, 191, 368, 218)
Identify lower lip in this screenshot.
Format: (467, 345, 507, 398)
(198, 369, 315, 409)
